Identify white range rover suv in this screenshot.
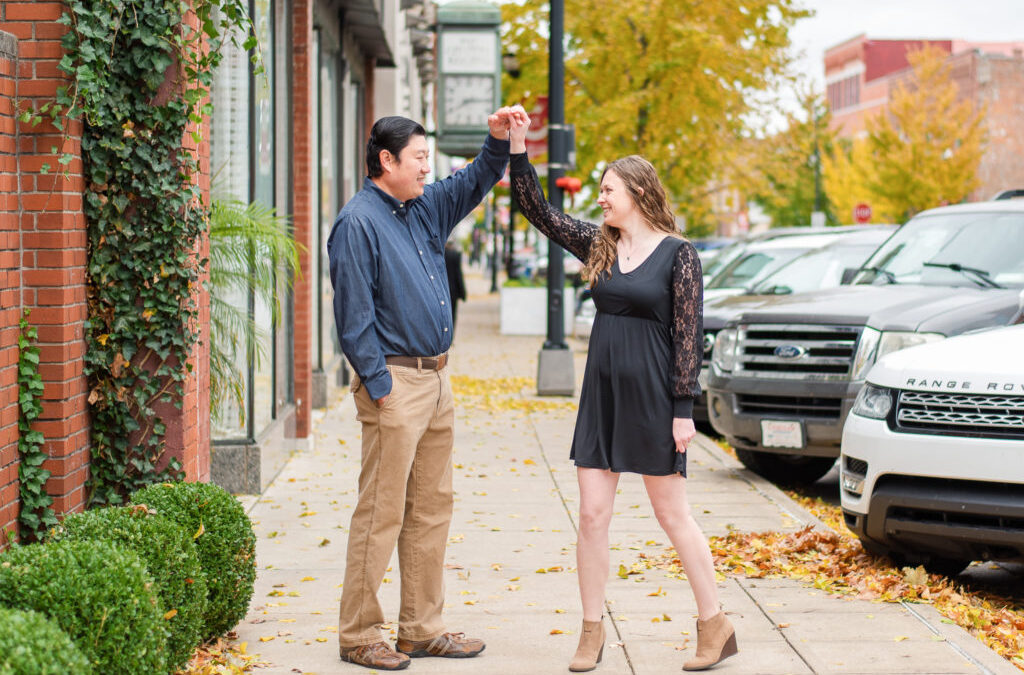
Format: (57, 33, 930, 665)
(840, 319, 1024, 576)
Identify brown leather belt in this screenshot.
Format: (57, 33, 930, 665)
(385, 354, 448, 371)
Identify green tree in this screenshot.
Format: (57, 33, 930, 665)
(502, 0, 809, 233)
(863, 46, 986, 220)
(744, 89, 837, 227)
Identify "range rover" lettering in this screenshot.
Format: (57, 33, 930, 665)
(905, 378, 1024, 392)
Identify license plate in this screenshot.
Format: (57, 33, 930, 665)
(761, 420, 804, 449)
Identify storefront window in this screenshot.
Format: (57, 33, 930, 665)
(251, 0, 275, 437)
(318, 41, 341, 371)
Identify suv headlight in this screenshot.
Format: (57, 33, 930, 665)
(877, 331, 944, 361)
(712, 328, 738, 372)
(851, 384, 893, 419)
(851, 327, 880, 380)
(850, 329, 944, 380)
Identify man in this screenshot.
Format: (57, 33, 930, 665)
(328, 107, 525, 671)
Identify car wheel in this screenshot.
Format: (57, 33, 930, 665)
(922, 557, 971, 578)
(885, 552, 971, 579)
(734, 449, 836, 486)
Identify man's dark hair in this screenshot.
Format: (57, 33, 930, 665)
(366, 116, 427, 178)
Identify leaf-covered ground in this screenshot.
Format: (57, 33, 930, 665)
(642, 483, 1024, 670)
(178, 634, 263, 674)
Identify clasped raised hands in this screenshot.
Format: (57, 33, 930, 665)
(488, 105, 531, 143)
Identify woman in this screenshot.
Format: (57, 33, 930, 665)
(508, 114, 736, 672)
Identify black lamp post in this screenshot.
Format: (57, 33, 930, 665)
(536, 0, 574, 396)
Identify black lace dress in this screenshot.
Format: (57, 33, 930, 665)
(510, 153, 703, 476)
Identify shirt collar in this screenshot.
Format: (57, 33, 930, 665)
(364, 176, 411, 211)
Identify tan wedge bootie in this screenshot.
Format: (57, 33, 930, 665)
(682, 611, 737, 671)
(568, 619, 605, 672)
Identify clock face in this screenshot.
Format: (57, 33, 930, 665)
(440, 31, 497, 74)
(442, 75, 495, 129)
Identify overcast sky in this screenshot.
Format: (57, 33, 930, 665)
(789, 0, 1024, 86)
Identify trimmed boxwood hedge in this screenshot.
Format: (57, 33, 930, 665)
(0, 607, 92, 675)
(49, 505, 209, 670)
(131, 482, 256, 639)
(0, 539, 167, 675)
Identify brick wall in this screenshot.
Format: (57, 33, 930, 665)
(0, 6, 215, 544)
(0, 31, 19, 544)
(292, 0, 313, 438)
(1, 5, 91, 520)
(976, 55, 1024, 199)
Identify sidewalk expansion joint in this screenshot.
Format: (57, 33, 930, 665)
(736, 576, 816, 674)
(899, 600, 996, 675)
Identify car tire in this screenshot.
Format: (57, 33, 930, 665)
(734, 448, 836, 486)
(922, 557, 971, 578)
(883, 551, 971, 579)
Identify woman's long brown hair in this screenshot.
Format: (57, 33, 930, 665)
(584, 155, 681, 282)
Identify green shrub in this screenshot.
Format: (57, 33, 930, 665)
(0, 607, 92, 675)
(0, 540, 167, 675)
(50, 506, 209, 670)
(131, 482, 256, 639)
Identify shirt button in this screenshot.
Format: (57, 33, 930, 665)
(444, 327, 448, 332)
(430, 275, 434, 280)
(419, 250, 423, 255)
(441, 301, 446, 306)
(392, 210, 396, 214)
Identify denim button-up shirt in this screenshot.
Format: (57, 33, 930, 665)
(327, 134, 510, 400)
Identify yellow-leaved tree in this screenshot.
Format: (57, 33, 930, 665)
(862, 46, 986, 220)
(823, 137, 896, 223)
(502, 0, 809, 234)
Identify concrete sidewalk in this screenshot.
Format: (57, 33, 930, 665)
(236, 271, 1016, 675)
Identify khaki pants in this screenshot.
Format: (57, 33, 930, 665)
(338, 364, 455, 647)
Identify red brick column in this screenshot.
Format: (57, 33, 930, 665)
(158, 10, 211, 482)
(291, 0, 313, 438)
(2, 3, 90, 518)
(0, 31, 20, 544)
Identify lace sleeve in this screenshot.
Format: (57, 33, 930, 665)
(671, 240, 704, 418)
(509, 153, 597, 262)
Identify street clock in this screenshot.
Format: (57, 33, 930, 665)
(436, 1, 501, 157)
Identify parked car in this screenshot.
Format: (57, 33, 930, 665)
(694, 226, 896, 425)
(840, 320, 1024, 576)
(576, 227, 879, 339)
(702, 225, 890, 303)
(700, 227, 847, 287)
(707, 199, 1024, 485)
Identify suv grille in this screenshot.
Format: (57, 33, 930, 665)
(736, 324, 861, 380)
(895, 391, 1024, 439)
(737, 393, 842, 419)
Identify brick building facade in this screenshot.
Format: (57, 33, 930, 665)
(826, 34, 1024, 201)
(0, 0, 434, 545)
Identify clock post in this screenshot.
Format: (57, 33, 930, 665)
(436, 1, 501, 156)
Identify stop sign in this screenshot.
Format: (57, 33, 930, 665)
(853, 203, 872, 224)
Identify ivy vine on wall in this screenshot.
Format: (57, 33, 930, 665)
(34, 0, 255, 505)
(17, 310, 57, 541)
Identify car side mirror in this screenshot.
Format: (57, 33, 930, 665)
(840, 267, 859, 285)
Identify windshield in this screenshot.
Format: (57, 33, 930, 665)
(706, 247, 808, 290)
(697, 247, 725, 272)
(853, 211, 1024, 288)
(701, 240, 746, 279)
(750, 244, 879, 295)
